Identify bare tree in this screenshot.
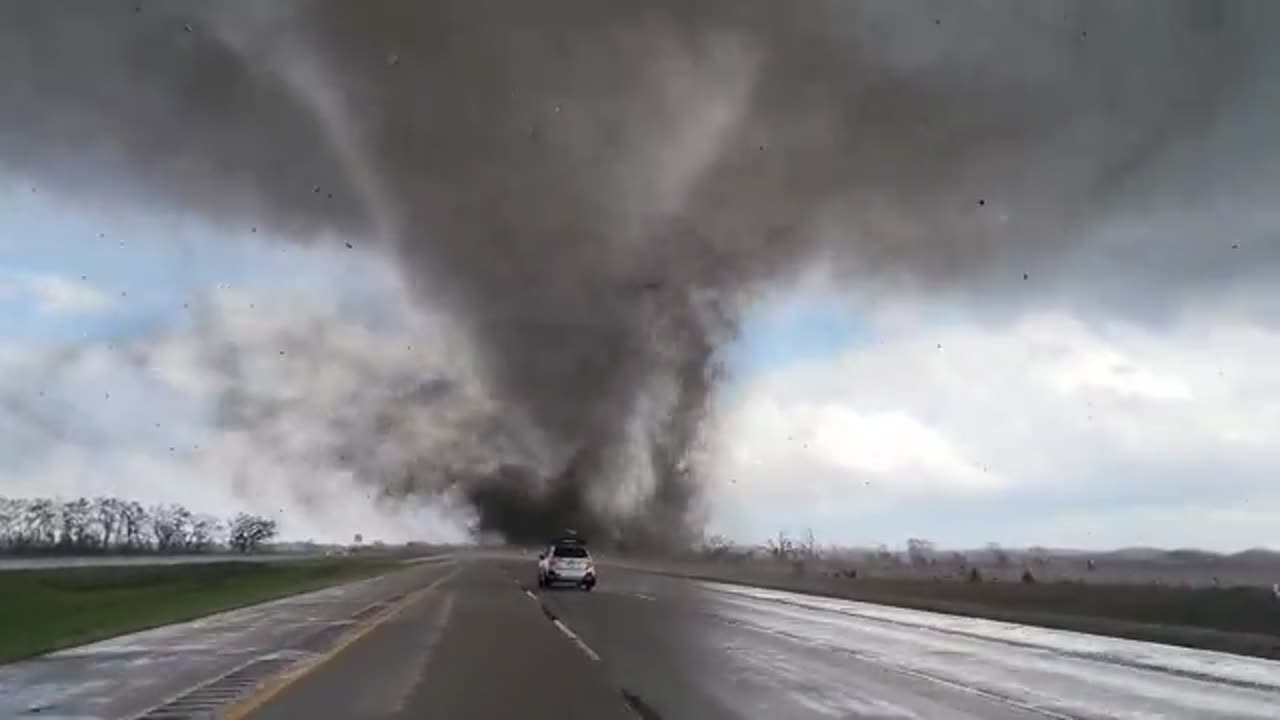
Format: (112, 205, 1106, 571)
(0, 497, 18, 549)
(766, 530, 794, 561)
(188, 514, 223, 551)
(2, 498, 34, 549)
(229, 513, 277, 553)
(94, 496, 125, 550)
(25, 498, 59, 549)
(874, 543, 898, 565)
(150, 504, 193, 551)
(60, 498, 95, 550)
(988, 542, 1012, 568)
(0, 496, 245, 556)
(801, 528, 818, 559)
(701, 533, 733, 559)
(171, 505, 193, 548)
(121, 500, 148, 550)
(907, 538, 935, 567)
(1028, 546, 1050, 567)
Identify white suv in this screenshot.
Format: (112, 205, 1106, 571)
(537, 539, 596, 590)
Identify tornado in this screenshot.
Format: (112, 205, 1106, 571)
(1, 0, 1276, 546)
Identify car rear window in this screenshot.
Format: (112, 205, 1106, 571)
(552, 545, 589, 558)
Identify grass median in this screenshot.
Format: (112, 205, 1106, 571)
(0, 557, 405, 664)
(616, 560, 1280, 659)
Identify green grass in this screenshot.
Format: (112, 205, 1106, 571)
(634, 561, 1280, 658)
(823, 578, 1280, 658)
(827, 577, 1280, 636)
(0, 558, 404, 664)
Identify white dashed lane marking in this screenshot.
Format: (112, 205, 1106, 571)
(551, 618, 600, 662)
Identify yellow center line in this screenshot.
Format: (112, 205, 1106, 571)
(222, 562, 461, 720)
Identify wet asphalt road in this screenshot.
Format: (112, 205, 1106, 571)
(249, 558, 631, 720)
(5, 554, 1279, 719)
(246, 557, 1280, 719)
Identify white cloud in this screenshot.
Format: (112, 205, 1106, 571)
(708, 308, 1280, 551)
(6, 224, 1280, 552)
(1031, 329, 1194, 402)
(0, 267, 485, 544)
(0, 272, 112, 314)
(719, 401, 1003, 496)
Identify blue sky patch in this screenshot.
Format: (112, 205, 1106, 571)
(724, 293, 872, 378)
(0, 184, 389, 345)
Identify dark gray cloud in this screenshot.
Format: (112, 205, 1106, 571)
(1, 0, 1276, 545)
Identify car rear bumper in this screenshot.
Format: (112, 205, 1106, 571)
(545, 569, 596, 585)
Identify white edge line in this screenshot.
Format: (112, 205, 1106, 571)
(552, 618, 600, 662)
(885, 662, 1076, 720)
(524, 589, 537, 600)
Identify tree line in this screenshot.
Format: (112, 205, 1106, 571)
(0, 496, 278, 555)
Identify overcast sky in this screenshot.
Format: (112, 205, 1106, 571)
(3, 181, 1278, 550)
(2, 2, 1279, 551)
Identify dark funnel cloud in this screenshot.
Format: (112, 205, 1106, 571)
(1, 1, 1277, 546)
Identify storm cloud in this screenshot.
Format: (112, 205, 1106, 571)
(1, 0, 1276, 545)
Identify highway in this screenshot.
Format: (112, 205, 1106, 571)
(3, 555, 1279, 719)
